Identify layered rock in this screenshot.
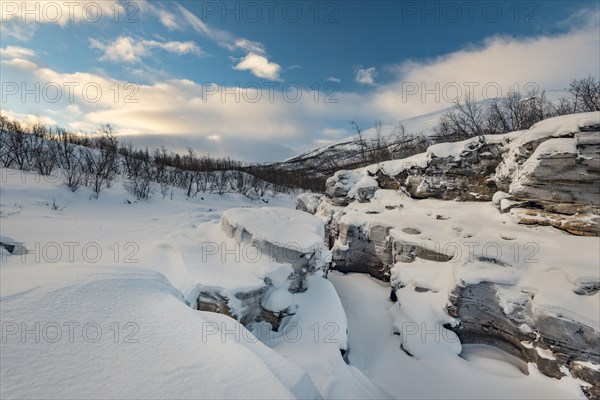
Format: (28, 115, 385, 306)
(447, 281, 600, 386)
(330, 113, 600, 236)
(302, 112, 600, 397)
(396, 136, 505, 201)
(497, 129, 600, 236)
(196, 207, 330, 330)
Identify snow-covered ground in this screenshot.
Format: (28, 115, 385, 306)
(330, 271, 585, 399)
(0, 166, 593, 398)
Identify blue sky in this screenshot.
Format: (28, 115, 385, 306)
(1, 0, 599, 161)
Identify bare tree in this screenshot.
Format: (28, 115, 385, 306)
(54, 127, 83, 191)
(370, 121, 391, 163)
(350, 121, 367, 165)
(570, 76, 600, 112)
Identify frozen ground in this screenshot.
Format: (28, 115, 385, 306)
(0, 166, 593, 399)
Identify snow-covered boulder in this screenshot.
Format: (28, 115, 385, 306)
(194, 208, 331, 330)
(221, 207, 330, 289)
(325, 170, 360, 205)
(296, 192, 321, 214)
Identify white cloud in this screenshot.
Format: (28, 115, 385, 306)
(371, 17, 600, 118)
(135, 0, 179, 30)
(226, 39, 266, 55)
(0, 110, 56, 126)
(327, 77, 341, 83)
(355, 67, 376, 85)
(176, 3, 269, 57)
(0, 46, 36, 59)
(176, 3, 234, 45)
(90, 36, 202, 63)
(1, 51, 301, 142)
(90, 37, 146, 63)
(145, 40, 203, 56)
(2, 8, 598, 161)
(175, 4, 283, 80)
(233, 53, 282, 80)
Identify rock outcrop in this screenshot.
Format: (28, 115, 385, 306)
(196, 207, 330, 330)
(324, 113, 600, 236)
(447, 281, 600, 386)
(396, 136, 505, 201)
(300, 112, 600, 398)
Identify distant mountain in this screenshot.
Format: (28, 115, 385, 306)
(272, 90, 572, 185)
(271, 106, 451, 180)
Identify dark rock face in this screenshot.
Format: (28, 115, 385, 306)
(197, 288, 287, 330)
(397, 138, 506, 201)
(332, 222, 393, 281)
(448, 282, 600, 390)
(331, 220, 454, 281)
(572, 362, 600, 400)
(510, 133, 600, 205)
(374, 125, 600, 236)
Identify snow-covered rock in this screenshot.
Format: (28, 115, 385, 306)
(195, 207, 331, 329)
(295, 192, 321, 214)
(333, 112, 600, 236)
(448, 281, 600, 382)
(306, 113, 600, 395)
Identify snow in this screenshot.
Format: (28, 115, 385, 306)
(297, 192, 321, 214)
(492, 191, 511, 205)
(347, 175, 379, 200)
(330, 272, 587, 399)
(222, 207, 325, 253)
(1, 151, 597, 399)
(0, 264, 312, 399)
(333, 189, 600, 329)
(0, 168, 321, 399)
(262, 288, 295, 312)
(532, 138, 578, 158)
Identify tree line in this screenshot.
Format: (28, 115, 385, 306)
(0, 119, 323, 200)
